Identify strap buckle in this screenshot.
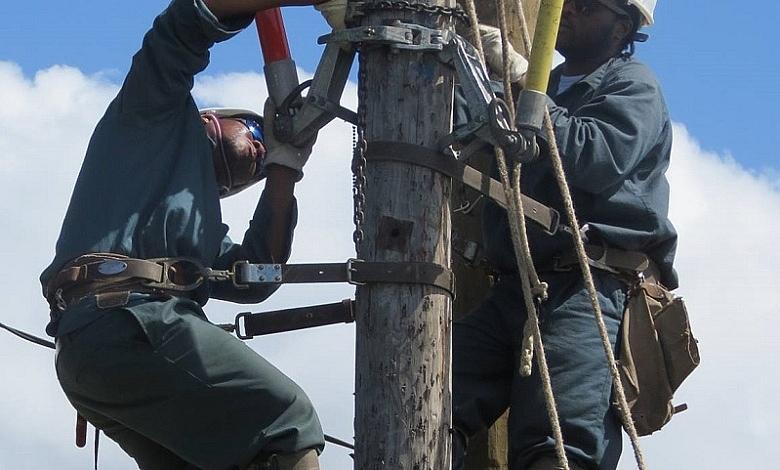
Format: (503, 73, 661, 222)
(346, 258, 366, 286)
(143, 258, 206, 292)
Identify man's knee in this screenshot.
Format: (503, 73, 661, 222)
(526, 454, 589, 470)
(245, 448, 320, 470)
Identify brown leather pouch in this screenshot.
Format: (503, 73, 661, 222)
(617, 281, 700, 435)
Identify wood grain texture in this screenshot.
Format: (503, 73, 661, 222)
(353, 4, 456, 469)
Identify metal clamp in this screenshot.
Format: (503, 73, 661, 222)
(437, 34, 535, 158)
(321, 22, 450, 52)
(233, 261, 283, 287)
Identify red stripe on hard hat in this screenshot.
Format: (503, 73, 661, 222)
(255, 9, 291, 64)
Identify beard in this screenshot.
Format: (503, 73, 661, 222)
(556, 22, 615, 63)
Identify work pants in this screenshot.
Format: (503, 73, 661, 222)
(453, 270, 626, 469)
(55, 299, 324, 470)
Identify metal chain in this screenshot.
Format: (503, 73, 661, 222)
(355, 0, 471, 25)
(351, 50, 369, 256)
(350, 1, 462, 255)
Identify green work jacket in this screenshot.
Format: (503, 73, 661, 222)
(483, 56, 679, 288)
(40, 0, 293, 336)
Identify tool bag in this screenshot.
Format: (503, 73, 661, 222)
(616, 280, 700, 435)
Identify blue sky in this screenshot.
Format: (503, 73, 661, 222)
(3, 1, 777, 171)
(1, 2, 779, 469)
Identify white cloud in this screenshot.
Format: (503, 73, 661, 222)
(618, 124, 780, 469)
(1, 63, 777, 470)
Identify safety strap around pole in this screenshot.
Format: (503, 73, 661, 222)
(364, 141, 561, 235)
(234, 260, 455, 297)
(230, 299, 355, 340)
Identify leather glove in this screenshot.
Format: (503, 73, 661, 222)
(261, 98, 316, 181)
(479, 24, 528, 84)
(315, 0, 347, 30)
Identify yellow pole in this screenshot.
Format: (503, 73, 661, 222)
(524, 0, 565, 94)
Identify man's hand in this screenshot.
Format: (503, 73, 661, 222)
(261, 99, 316, 181)
(479, 24, 528, 85)
(315, 0, 347, 30)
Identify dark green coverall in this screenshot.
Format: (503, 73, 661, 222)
(453, 56, 678, 469)
(41, 0, 324, 468)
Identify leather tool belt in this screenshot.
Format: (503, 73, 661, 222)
(45, 253, 210, 311)
(46, 253, 456, 312)
(545, 244, 659, 284)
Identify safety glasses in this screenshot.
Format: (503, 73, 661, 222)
(235, 117, 265, 143)
(567, 0, 630, 18)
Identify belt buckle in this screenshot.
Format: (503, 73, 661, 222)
(346, 258, 366, 286)
(55, 288, 67, 311)
(551, 256, 571, 272)
(145, 258, 205, 292)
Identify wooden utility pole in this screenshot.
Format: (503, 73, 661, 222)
(451, 1, 541, 470)
(353, 1, 455, 469)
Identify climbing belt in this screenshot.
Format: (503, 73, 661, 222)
(461, 0, 649, 468)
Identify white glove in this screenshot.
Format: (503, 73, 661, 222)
(315, 0, 347, 30)
(479, 24, 528, 84)
(261, 98, 316, 180)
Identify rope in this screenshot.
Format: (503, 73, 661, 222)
(458, 0, 570, 467)
(507, 1, 649, 468)
(542, 113, 649, 470)
(462, 0, 485, 62)
(460, 1, 650, 468)
(495, 0, 516, 120)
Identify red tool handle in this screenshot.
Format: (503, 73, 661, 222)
(255, 9, 291, 64)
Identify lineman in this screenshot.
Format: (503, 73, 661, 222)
(42, 0, 326, 469)
(452, 1, 678, 469)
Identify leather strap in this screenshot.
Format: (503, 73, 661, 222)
(546, 244, 658, 282)
(47, 254, 165, 298)
(236, 260, 455, 297)
(49, 255, 456, 312)
(365, 141, 561, 235)
(234, 299, 355, 339)
(46, 254, 208, 311)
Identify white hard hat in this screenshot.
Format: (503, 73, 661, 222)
(627, 0, 655, 26)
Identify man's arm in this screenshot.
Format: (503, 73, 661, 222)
(545, 64, 669, 194)
(210, 98, 314, 304)
(262, 165, 298, 262)
(116, 0, 320, 119)
(204, 0, 324, 21)
(209, 179, 299, 304)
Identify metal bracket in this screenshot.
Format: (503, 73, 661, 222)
(276, 24, 536, 162)
(275, 21, 449, 146)
(273, 42, 358, 146)
(234, 262, 283, 286)
(437, 35, 537, 162)
(321, 22, 451, 52)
